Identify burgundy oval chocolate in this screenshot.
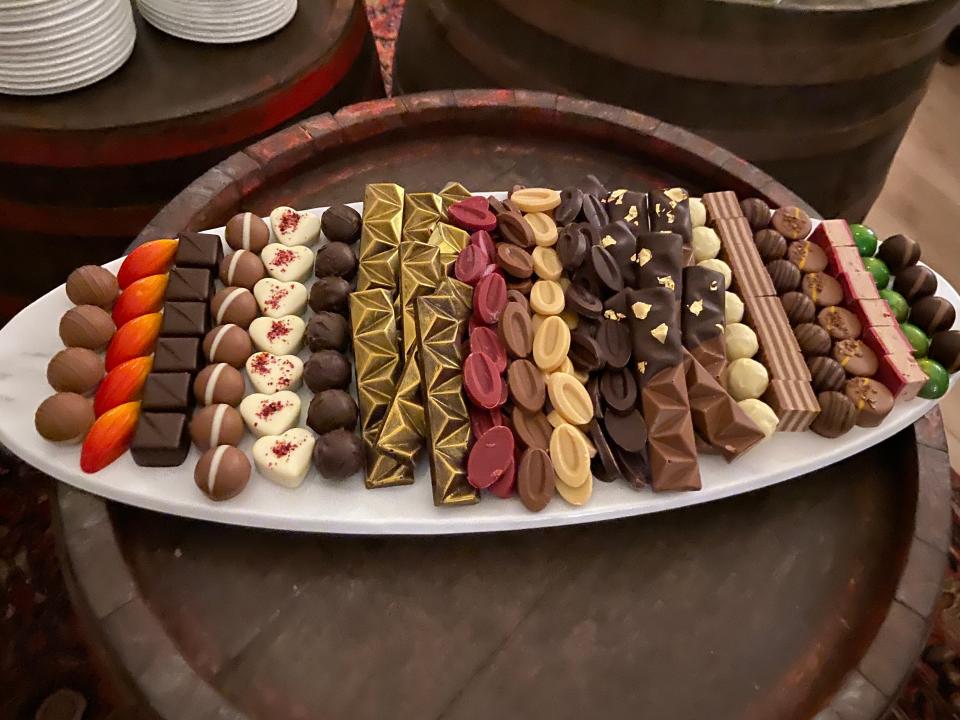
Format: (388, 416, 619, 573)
(496, 243, 534, 279)
(596, 318, 631, 368)
(569, 331, 604, 372)
(467, 425, 515, 489)
(470, 326, 508, 373)
(487, 457, 517, 498)
(463, 351, 503, 410)
(554, 187, 583, 225)
(470, 230, 497, 259)
(511, 408, 553, 451)
(468, 315, 490, 335)
(588, 245, 624, 293)
(582, 193, 609, 228)
(599, 367, 637, 413)
(448, 198, 496, 233)
(604, 408, 648, 453)
(498, 212, 535, 249)
(565, 284, 603, 319)
(473, 272, 508, 324)
(469, 405, 504, 441)
(498, 378, 509, 407)
(508, 358, 546, 412)
(557, 224, 589, 271)
(498, 301, 533, 359)
(517, 448, 556, 512)
(455, 244, 490, 285)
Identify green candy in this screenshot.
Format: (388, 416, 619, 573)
(901, 322, 930, 358)
(850, 223, 878, 257)
(879, 289, 909, 322)
(918, 358, 949, 400)
(862, 256, 891, 289)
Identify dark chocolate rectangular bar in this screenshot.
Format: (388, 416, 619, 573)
(161, 301, 208, 337)
(605, 188, 650, 234)
(625, 287, 682, 387)
(681, 265, 727, 381)
(648, 189, 692, 244)
(634, 232, 683, 299)
(175, 232, 224, 269)
(130, 412, 190, 467)
(153, 337, 202, 374)
(141, 372, 192, 412)
(165, 267, 213, 302)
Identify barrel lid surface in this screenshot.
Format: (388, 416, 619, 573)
(52, 92, 948, 720)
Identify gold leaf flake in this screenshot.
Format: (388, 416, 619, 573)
(634, 247, 653, 266)
(666, 211, 676, 223)
(657, 275, 676, 291)
(665, 187, 688, 203)
(609, 189, 627, 205)
(636, 361, 647, 374)
(650, 323, 669, 344)
(689, 299, 703, 316)
(603, 309, 625, 321)
(624, 205, 638, 223)
(601, 235, 617, 248)
(709, 280, 719, 292)
(631, 301, 652, 320)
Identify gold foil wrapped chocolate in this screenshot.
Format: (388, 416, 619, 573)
(439, 181, 472, 214)
(349, 288, 412, 488)
(417, 279, 478, 506)
(427, 221, 470, 276)
(357, 183, 405, 292)
(402, 192, 443, 243)
(398, 241, 443, 355)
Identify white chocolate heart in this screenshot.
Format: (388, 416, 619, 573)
(239, 390, 301, 437)
(248, 315, 305, 356)
(270, 206, 321, 247)
(253, 278, 308, 318)
(252, 428, 316, 488)
(245, 352, 304, 395)
(261, 243, 315, 282)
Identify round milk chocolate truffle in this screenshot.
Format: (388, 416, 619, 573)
(811, 391, 857, 438)
(766, 259, 801, 294)
(66, 265, 118, 308)
(878, 234, 921, 272)
(225, 212, 270, 253)
(195, 446, 250, 501)
(59, 305, 115, 349)
(194, 363, 245, 406)
(307, 312, 350, 352)
(754, 229, 787, 263)
(794, 323, 832, 356)
(203, 324, 252, 368)
(781, 291, 815, 326)
(314, 241, 358, 280)
(35, 392, 94, 443)
(304, 350, 351, 392)
(930, 330, 960, 373)
(210, 287, 258, 328)
(47, 347, 104, 394)
(219, 250, 266, 289)
(307, 389, 358, 434)
(808, 356, 846, 392)
(309, 276, 351, 313)
(313, 429, 364, 479)
(190, 403, 244, 451)
(893, 264, 937, 302)
(740, 198, 771, 231)
(321, 204, 362, 244)
(908, 295, 956, 335)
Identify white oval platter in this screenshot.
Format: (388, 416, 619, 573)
(0, 198, 955, 535)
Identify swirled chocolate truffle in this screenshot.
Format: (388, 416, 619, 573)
(47, 347, 104, 394)
(35, 392, 94, 443)
(66, 266, 118, 308)
(780, 292, 815, 326)
(306, 312, 350, 352)
(304, 350, 352, 392)
(321, 204, 362, 244)
(314, 241, 358, 280)
(307, 389, 358, 434)
(313, 429, 364, 479)
(807, 356, 846, 393)
(740, 198, 771, 231)
(59, 305, 115, 350)
(309, 276, 351, 313)
(754, 229, 786, 263)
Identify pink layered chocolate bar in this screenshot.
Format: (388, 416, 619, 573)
(839, 271, 881, 304)
(826, 246, 865, 277)
(875, 353, 927, 402)
(810, 219, 855, 250)
(863, 324, 913, 359)
(848, 298, 898, 329)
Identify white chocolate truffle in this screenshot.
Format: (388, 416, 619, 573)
(724, 322, 759, 360)
(689, 197, 707, 228)
(245, 352, 304, 395)
(738, 399, 779, 438)
(261, 243, 315, 282)
(691, 226, 721, 262)
(239, 390, 302, 437)
(725, 291, 744, 324)
(248, 315, 306, 356)
(725, 358, 769, 401)
(697, 258, 732, 290)
(252, 428, 316, 488)
(269, 206, 321, 247)
(253, 278, 308, 318)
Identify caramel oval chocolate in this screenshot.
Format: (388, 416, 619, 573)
(599, 367, 637, 412)
(547, 372, 593, 426)
(817, 306, 862, 341)
(530, 280, 565, 316)
(526, 212, 559, 247)
(511, 408, 553, 451)
(832, 339, 879, 377)
(531, 246, 562, 280)
(508, 358, 546, 412)
(532, 315, 571, 371)
(498, 212, 535, 249)
(786, 240, 827, 272)
(517, 448, 556, 512)
(496, 243, 534, 279)
(802, 272, 843, 307)
(510, 187, 561, 213)
(498, 302, 533, 359)
(771, 206, 812, 240)
(844, 377, 894, 428)
(550, 423, 591, 487)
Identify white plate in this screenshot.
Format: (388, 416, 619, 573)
(0, 3, 130, 60)
(0, 0, 111, 36)
(136, 0, 295, 43)
(0, 17, 133, 80)
(0, 197, 955, 535)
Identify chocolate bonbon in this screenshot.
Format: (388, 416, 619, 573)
(309, 276, 351, 313)
(832, 339, 879, 377)
(195, 446, 250, 501)
(314, 241, 358, 280)
(893, 264, 937, 302)
(321, 204, 362, 244)
(770, 206, 812, 241)
(153, 337, 201, 374)
(131, 412, 189, 467)
(801, 272, 843, 307)
(808, 356, 847, 393)
(691, 226, 721, 263)
(794, 323, 832, 356)
(737, 399, 779, 438)
(189, 403, 243, 450)
(786, 241, 827, 272)
(253, 279, 308, 319)
(262, 243, 315, 282)
(724, 323, 759, 360)
(245, 352, 303, 395)
(754, 229, 787, 263)
(35, 393, 94, 443)
(844, 377, 894, 427)
(817, 306, 862, 340)
(239, 390, 301, 438)
(909, 295, 956, 335)
(175, 231, 223, 269)
(203, 324, 252, 368)
(66, 266, 118, 308)
(47, 347, 104, 394)
(810, 391, 857, 438)
(930, 330, 960, 373)
(313, 428, 364, 479)
(225, 212, 270, 253)
(211, 287, 258, 328)
(249, 315, 306, 356)
(252, 428, 316, 487)
(766, 259, 801, 294)
(307, 389, 359, 434)
(60, 305, 115, 350)
(725, 358, 769, 401)
(194, 362, 244, 406)
(303, 350, 351, 392)
(878, 234, 921, 272)
(781, 292, 815, 326)
(141, 372, 191, 412)
(740, 198, 771, 230)
(270, 206, 320, 247)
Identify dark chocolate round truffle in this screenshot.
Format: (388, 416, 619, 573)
(66, 265, 118, 308)
(304, 350, 352, 392)
(307, 389, 359, 434)
(313, 429, 364, 479)
(314, 241, 358, 280)
(47, 347, 104, 394)
(309, 276, 351, 313)
(740, 198, 771, 231)
(210, 287, 258, 328)
(224, 212, 270, 253)
(781, 291, 815, 326)
(807, 356, 847, 393)
(35, 392, 94, 443)
(810, 391, 857, 438)
(306, 312, 350, 352)
(908, 295, 956, 335)
(786, 241, 827, 273)
(878, 234, 921, 272)
(930, 330, 960, 373)
(794, 323, 832, 356)
(766, 259, 801, 294)
(219, 250, 266, 289)
(59, 305, 115, 350)
(893, 264, 937, 302)
(320, 204, 362, 244)
(754, 229, 786, 263)
(195, 446, 251, 501)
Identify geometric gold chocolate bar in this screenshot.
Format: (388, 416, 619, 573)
(439, 181, 472, 214)
(417, 279, 478, 506)
(402, 192, 443, 243)
(398, 241, 443, 356)
(357, 183, 405, 292)
(427, 221, 470, 276)
(349, 288, 413, 488)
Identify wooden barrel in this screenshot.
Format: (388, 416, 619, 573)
(0, 0, 383, 324)
(393, 0, 959, 222)
(39, 91, 947, 720)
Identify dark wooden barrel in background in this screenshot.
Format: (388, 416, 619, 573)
(0, 0, 383, 324)
(394, 0, 959, 222)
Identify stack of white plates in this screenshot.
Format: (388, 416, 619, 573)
(0, 0, 136, 97)
(136, 0, 297, 44)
